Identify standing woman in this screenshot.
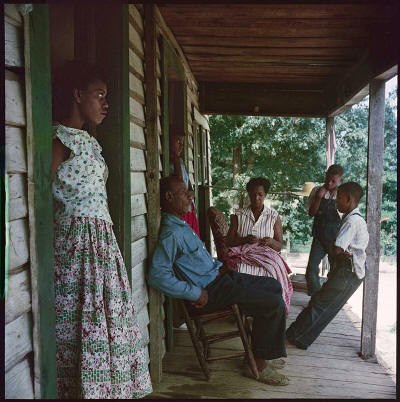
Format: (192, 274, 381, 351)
(51, 60, 152, 399)
(169, 131, 200, 237)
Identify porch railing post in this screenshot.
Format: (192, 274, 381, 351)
(360, 79, 385, 359)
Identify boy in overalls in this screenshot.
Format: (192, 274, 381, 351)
(286, 182, 369, 349)
(305, 164, 344, 296)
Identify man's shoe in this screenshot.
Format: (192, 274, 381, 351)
(243, 363, 289, 386)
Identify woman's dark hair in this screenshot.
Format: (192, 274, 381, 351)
(52, 60, 107, 122)
(246, 177, 271, 194)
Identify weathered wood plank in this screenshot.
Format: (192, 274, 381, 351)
(159, 4, 385, 20)
(7, 173, 28, 221)
(130, 97, 146, 122)
(5, 69, 26, 127)
(176, 35, 364, 49)
(130, 122, 146, 147)
(131, 172, 147, 195)
(131, 260, 146, 291)
(129, 72, 145, 99)
(131, 193, 147, 217)
(129, 23, 144, 54)
(136, 301, 150, 345)
(129, 4, 144, 33)
(8, 218, 29, 271)
(6, 126, 27, 173)
(5, 312, 33, 372)
(131, 214, 148, 242)
(5, 20, 24, 67)
(129, 48, 144, 79)
(182, 45, 362, 58)
(4, 4, 23, 27)
(131, 265, 149, 314)
(171, 24, 370, 39)
(194, 107, 210, 131)
(5, 358, 34, 399)
(5, 269, 31, 324)
(361, 80, 386, 359)
(130, 147, 146, 172)
(131, 237, 147, 268)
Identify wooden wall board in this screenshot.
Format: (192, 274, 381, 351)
(130, 147, 147, 172)
(5, 312, 33, 372)
(130, 122, 146, 147)
(8, 218, 29, 271)
(5, 20, 24, 67)
(131, 214, 148, 243)
(131, 237, 148, 271)
(4, 4, 23, 27)
(131, 194, 147, 217)
(5, 358, 34, 399)
(131, 172, 147, 195)
(5, 268, 32, 325)
(7, 173, 28, 221)
(5, 70, 26, 127)
(5, 126, 27, 173)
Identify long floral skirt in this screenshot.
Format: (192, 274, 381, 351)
(54, 216, 152, 399)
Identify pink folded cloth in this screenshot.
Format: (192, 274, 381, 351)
(222, 243, 293, 315)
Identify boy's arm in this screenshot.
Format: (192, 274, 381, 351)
(308, 186, 328, 217)
(147, 232, 202, 301)
(334, 219, 357, 260)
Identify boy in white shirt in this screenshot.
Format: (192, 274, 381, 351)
(286, 182, 369, 349)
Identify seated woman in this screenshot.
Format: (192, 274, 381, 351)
(225, 177, 293, 315)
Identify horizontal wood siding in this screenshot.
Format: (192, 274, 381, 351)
(128, 4, 153, 366)
(4, 4, 34, 398)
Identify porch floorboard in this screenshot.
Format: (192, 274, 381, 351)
(149, 290, 396, 399)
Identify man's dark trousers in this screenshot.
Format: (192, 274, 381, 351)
(194, 270, 287, 361)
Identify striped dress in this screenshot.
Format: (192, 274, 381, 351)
(232, 206, 293, 314)
(235, 206, 278, 276)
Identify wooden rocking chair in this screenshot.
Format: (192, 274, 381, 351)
(179, 300, 259, 381)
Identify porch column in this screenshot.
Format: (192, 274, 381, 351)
(325, 116, 336, 168)
(360, 79, 385, 359)
(144, 4, 163, 383)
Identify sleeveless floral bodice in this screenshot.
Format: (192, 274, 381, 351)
(52, 123, 112, 224)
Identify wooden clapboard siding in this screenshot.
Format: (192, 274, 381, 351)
(5, 358, 34, 399)
(128, 3, 154, 369)
(4, 5, 35, 398)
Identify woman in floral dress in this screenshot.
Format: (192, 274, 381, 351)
(51, 60, 152, 399)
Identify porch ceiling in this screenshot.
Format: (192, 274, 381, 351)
(158, 1, 398, 117)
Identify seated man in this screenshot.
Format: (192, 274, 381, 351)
(147, 175, 289, 386)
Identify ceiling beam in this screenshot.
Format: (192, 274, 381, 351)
(199, 82, 327, 117)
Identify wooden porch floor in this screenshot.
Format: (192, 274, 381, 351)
(149, 290, 396, 399)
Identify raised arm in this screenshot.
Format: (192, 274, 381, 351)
(308, 186, 327, 217)
(225, 214, 257, 247)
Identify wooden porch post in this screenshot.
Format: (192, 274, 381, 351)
(360, 79, 385, 359)
(24, 5, 57, 398)
(144, 4, 163, 383)
(326, 116, 335, 168)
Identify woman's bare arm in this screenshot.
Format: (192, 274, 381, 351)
(52, 138, 70, 180)
(225, 214, 257, 247)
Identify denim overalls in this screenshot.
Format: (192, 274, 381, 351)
(305, 196, 341, 296)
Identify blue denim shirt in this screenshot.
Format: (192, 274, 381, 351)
(147, 212, 222, 301)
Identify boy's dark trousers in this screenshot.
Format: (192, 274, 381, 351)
(306, 197, 341, 296)
(286, 258, 363, 349)
(193, 270, 287, 361)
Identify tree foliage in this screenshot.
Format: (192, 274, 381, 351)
(209, 88, 397, 255)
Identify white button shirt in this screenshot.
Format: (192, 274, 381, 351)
(334, 207, 369, 279)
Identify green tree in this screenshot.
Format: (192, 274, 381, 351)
(209, 87, 397, 254)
